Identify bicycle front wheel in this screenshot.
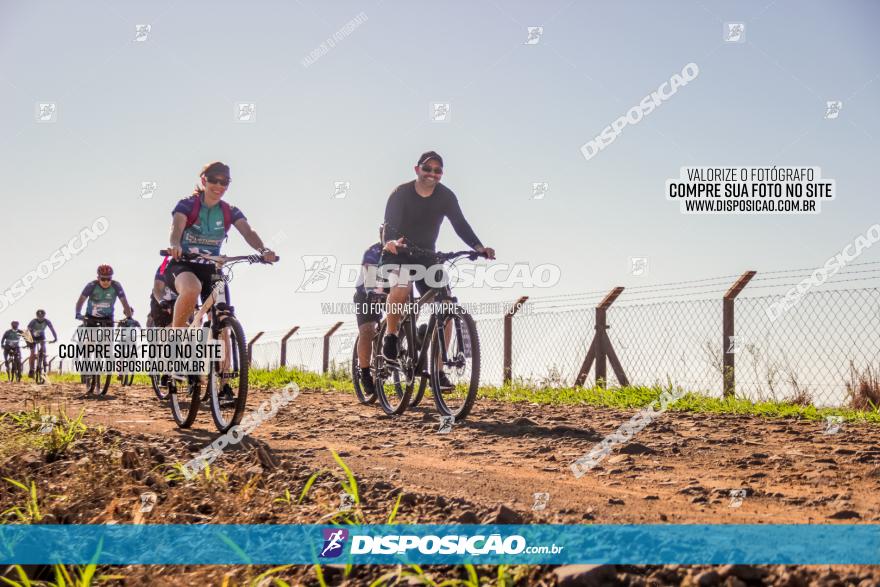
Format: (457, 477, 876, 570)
(96, 373, 111, 396)
(169, 376, 201, 428)
(375, 321, 413, 416)
(151, 374, 170, 400)
(430, 306, 480, 421)
(208, 315, 248, 433)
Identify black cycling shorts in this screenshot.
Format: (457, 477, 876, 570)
(353, 289, 382, 327)
(164, 260, 230, 305)
(377, 251, 447, 297)
(149, 296, 173, 328)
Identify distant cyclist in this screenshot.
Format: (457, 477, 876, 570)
(380, 151, 495, 389)
(354, 229, 384, 396)
(75, 264, 134, 326)
(2, 321, 24, 373)
(26, 310, 58, 378)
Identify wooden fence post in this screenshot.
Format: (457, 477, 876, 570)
(280, 326, 300, 367)
(723, 271, 757, 398)
(574, 287, 628, 388)
(247, 331, 265, 367)
(323, 322, 344, 374)
(503, 296, 529, 385)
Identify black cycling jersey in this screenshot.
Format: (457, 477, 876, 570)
(382, 181, 482, 251)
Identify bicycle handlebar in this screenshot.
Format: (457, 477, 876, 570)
(392, 243, 487, 263)
(158, 250, 280, 263)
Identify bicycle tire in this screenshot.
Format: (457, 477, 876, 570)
(35, 355, 44, 385)
(375, 321, 413, 415)
(352, 335, 377, 405)
(96, 373, 111, 396)
(410, 376, 429, 407)
(430, 306, 480, 421)
(207, 315, 249, 433)
(169, 376, 201, 428)
(151, 374, 169, 400)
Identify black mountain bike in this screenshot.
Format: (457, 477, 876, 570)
(78, 317, 113, 395)
(4, 343, 23, 382)
(371, 247, 484, 421)
(157, 250, 278, 433)
(29, 338, 55, 385)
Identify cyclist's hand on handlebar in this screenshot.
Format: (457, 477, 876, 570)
(477, 246, 496, 260)
(383, 238, 406, 255)
(75, 313, 83, 320)
(260, 249, 278, 263)
(167, 245, 183, 260)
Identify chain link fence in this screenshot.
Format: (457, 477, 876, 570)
(249, 262, 880, 408)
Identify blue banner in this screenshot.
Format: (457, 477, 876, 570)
(1, 524, 879, 565)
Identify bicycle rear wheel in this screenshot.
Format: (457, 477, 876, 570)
(169, 376, 201, 428)
(430, 306, 480, 421)
(207, 315, 248, 433)
(352, 335, 377, 405)
(375, 321, 413, 415)
(96, 373, 111, 396)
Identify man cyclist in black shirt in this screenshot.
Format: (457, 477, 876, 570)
(2, 321, 24, 375)
(26, 310, 58, 378)
(380, 151, 495, 388)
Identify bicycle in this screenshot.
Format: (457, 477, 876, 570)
(3, 343, 24, 383)
(29, 338, 55, 385)
(116, 318, 140, 386)
(157, 250, 278, 433)
(371, 247, 484, 420)
(78, 317, 113, 396)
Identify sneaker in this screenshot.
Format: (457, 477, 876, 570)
(382, 334, 399, 364)
(437, 372, 455, 391)
(219, 383, 235, 405)
(360, 370, 376, 395)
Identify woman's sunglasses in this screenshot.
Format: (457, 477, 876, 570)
(206, 176, 231, 186)
(420, 165, 443, 174)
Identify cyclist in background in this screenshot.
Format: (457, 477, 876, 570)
(26, 310, 58, 377)
(380, 151, 495, 389)
(353, 228, 384, 396)
(2, 321, 24, 374)
(75, 264, 134, 326)
(148, 256, 176, 328)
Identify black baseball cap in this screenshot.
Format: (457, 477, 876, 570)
(417, 151, 443, 167)
(201, 161, 231, 178)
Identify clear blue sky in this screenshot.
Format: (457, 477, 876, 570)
(1, 0, 878, 339)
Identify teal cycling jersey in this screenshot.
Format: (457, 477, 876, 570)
(2, 329, 23, 347)
(27, 319, 54, 340)
(173, 195, 246, 257)
(81, 280, 126, 319)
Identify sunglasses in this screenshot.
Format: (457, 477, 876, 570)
(206, 176, 231, 187)
(420, 165, 443, 174)
(98, 276, 112, 282)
